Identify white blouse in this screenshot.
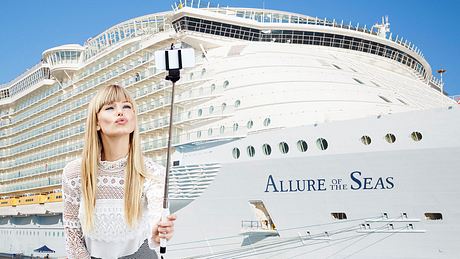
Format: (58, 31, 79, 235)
(62, 156, 165, 259)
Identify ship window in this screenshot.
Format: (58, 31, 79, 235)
(220, 125, 225, 134)
(361, 135, 372, 145)
(211, 84, 216, 92)
(279, 142, 289, 154)
(316, 138, 328, 150)
(222, 102, 227, 111)
(332, 64, 342, 70)
(247, 120, 254, 129)
(209, 106, 214, 114)
(233, 123, 239, 132)
(353, 78, 364, 84)
(297, 140, 308, 152)
(232, 148, 240, 159)
(425, 212, 442, 220)
(189, 72, 194, 80)
(197, 131, 202, 138)
(397, 98, 408, 105)
(262, 144, 272, 155)
(331, 212, 347, 220)
(385, 133, 396, 143)
(379, 95, 392, 103)
(235, 100, 241, 108)
(247, 146, 256, 157)
(411, 131, 422, 141)
(187, 111, 192, 118)
(263, 118, 271, 127)
(201, 68, 206, 76)
(198, 109, 203, 116)
(223, 80, 229, 88)
(208, 128, 213, 136)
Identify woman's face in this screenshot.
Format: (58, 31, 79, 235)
(97, 100, 136, 137)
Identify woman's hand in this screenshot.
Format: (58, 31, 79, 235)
(153, 214, 177, 244)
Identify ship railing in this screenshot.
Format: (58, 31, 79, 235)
(241, 220, 268, 230)
(449, 95, 460, 103)
(240, 220, 279, 236)
(83, 12, 171, 60)
(174, 1, 425, 59)
(0, 63, 51, 101)
(428, 75, 444, 92)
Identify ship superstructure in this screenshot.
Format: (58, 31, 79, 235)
(1, 2, 459, 258)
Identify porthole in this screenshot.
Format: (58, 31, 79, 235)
(223, 80, 229, 88)
(233, 123, 239, 132)
(316, 138, 328, 150)
(232, 148, 240, 159)
(208, 128, 213, 136)
(222, 102, 227, 111)
(361, 135, 372, 145)
(197, 131, 202, 138)
(263, 118, 271, 127)
(331, 212, 347, 220)
(211, 84, 216, 92)
(197, 109, 203, 116)
(209, 106, 214, 114)
(220, 125, 225, 134)
(385, 133, 396, 143)
(188, 111, 192, 119)
(201, 68, 206, 75)
(247, 120, 253, 129)
(279, 142, 289, 154)
(189, 72, 194, 80)
(235, 100, 241, 108)
(425, 212, 442, 220)
(411, 131, 422, 141)
(297, 140, 308, 152)
(247, 146, 255, 157)
(262, 144, 272, 155)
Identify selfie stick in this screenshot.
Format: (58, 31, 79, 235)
(160, 45, 181, 259)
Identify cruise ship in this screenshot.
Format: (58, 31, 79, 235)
(1, 2, 460, 258)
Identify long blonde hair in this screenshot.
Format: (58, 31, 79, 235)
(81, 84, 146, 232)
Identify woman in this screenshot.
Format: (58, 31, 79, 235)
(62, 85, 176, 259)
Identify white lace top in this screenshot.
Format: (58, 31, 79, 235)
(62, 156, 165, 259)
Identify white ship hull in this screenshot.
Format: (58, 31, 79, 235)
(168, 107, 460, 258)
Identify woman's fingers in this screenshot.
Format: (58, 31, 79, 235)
(167, 214, 177, 221)
(152, 214, 177, 243)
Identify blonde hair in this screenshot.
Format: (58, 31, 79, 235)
(81, 85, 146, 232)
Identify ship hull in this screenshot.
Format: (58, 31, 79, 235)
(167, 106, 460, 258)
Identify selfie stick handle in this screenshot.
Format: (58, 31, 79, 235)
(161, 45, 181, 257)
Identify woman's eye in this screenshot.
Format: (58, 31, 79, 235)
(105, 106, 114, 110)
(123, 105, 132, 109)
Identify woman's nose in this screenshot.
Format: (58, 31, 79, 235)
(116, 106, 124, 116)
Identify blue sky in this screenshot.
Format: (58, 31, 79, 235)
(1, 0, 459, 95)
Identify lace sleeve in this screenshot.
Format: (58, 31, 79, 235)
(62, 160, 91, 259)
(144, 159, 166, 249)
